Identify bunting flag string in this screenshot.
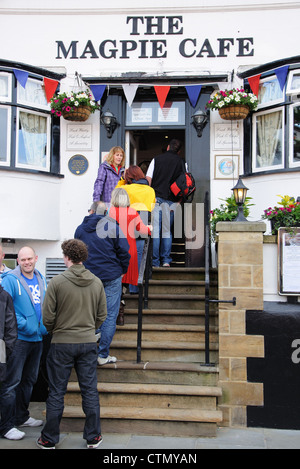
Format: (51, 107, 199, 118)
(10, 69, 292, 109)
(216, 82, 229, 92)
(154, 86, 170, 108)
(248, 74, 261, 96)
(90, 84, 106, 102)
(43, 77, 59, 103)
(274, 65, 289, 91)
(185, 85, 202, 107)
(13, 69, 28, 89)
(122, 84, 138, 107)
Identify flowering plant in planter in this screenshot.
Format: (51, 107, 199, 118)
(262, 195, 300, 235)
(50, 89, 100, 117)
(210, 194, 253, 241)
(206, 88, 258, 111)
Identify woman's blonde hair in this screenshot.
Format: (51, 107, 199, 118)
(110, 188, 130, 207)
(105, 146, 126, 167)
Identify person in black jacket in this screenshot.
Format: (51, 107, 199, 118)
(146, 139, 183, 267)
(0, 286, 17, 384)
(0, 286, 18, 435)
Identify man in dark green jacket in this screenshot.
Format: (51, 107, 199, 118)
(37, 239, 107, 450)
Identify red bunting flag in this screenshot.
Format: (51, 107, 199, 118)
(154, 86, 170, 108)
(43, 77, 59, 102)
(248, 74, 261, 96)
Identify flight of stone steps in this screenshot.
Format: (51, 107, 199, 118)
(61, 266, 222, 437)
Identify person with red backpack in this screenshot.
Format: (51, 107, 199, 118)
(146, 139, 184, 267)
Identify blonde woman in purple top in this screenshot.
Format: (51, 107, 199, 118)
(93, 146, 125, 206)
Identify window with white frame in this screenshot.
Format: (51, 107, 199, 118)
(286, 70, 300, 95)
(252, 107, 284, 172)
(289, 102, 300, 168)
(17, 78, 49, 110)
(0, 69, 58, 173)
(257, 75, 284, 109)
(16, 109, 50, 171)
(0, 73, 12, 102)
(0, 105, 11, 166)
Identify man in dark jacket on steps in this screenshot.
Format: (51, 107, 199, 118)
(37, 239, 107, 449)
(146, 139, 183, 267)
(74, 205, 130, 365)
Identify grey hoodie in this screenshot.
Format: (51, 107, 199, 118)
(42, 264, 107, 344)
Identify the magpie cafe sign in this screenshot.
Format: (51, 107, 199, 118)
(55, 15, 254, 60)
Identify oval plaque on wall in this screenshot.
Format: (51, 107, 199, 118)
(68, 154, 89, 175)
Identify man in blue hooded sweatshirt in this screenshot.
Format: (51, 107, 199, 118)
(75, 203, 130, 366)
(0, 246, 47, 440)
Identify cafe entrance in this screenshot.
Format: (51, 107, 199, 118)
(97, 81, 213, 266)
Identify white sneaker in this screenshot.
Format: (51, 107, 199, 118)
(20, 417, 43, 427)
(4, 428, 25, 440)
(97, 355, 117, 365)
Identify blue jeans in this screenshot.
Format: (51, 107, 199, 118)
(98, 276, 122, 358)
(152, 197, 176, 267)
(41, 343, 100, 444)
(0, 339, 43, 436)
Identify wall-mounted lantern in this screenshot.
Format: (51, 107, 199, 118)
(100, 109, 118, 138)
(191, 108, 209, 137)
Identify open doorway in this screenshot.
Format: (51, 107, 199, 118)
(125, 129, 186, 266)
(125, 129, 185, 173)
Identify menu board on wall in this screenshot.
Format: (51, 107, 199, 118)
(278, 228, 300, 295)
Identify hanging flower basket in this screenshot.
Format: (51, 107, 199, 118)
(50, 89, 100, 121)
(62, 105, 92, 122)
(206, 88, 258, 120)
(218, 104, 250, 121)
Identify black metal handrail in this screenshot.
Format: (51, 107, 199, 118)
(204, 191, 212, 366)
(136, 236, 152, 363)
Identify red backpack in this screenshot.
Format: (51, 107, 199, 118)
(170, 171, 196, 202)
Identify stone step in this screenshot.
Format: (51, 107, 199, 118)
(60, 405, 222, 437)
(151, 266, 217, 281)
(123, 308, 218, 325)
(77, 360, 219, 386)
(145, 279, 217, 295)
(65, 382, 222, 409)
(124, 294, 208, 310)
(109, 340, 218, 363)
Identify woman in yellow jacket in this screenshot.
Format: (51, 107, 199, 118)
(116, 165, 156, 294)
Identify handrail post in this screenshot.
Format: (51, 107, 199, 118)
(136, 237, 151, 363)
(143, 237, 152, 309)
(137, 283, 143, 363)
(204, 191, 211, 366)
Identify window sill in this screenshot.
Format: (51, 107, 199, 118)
(0, 166, 64, 178)
(242, 167, 300, 178)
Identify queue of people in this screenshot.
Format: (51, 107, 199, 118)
(0, 139, 184, 448)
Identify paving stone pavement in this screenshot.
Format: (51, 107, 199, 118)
(1, 402, 300, 451)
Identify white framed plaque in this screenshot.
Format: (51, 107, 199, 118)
(214, 154, 239, 179)
(66, 124, 92, 150)
(214, 122, 241, 150)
